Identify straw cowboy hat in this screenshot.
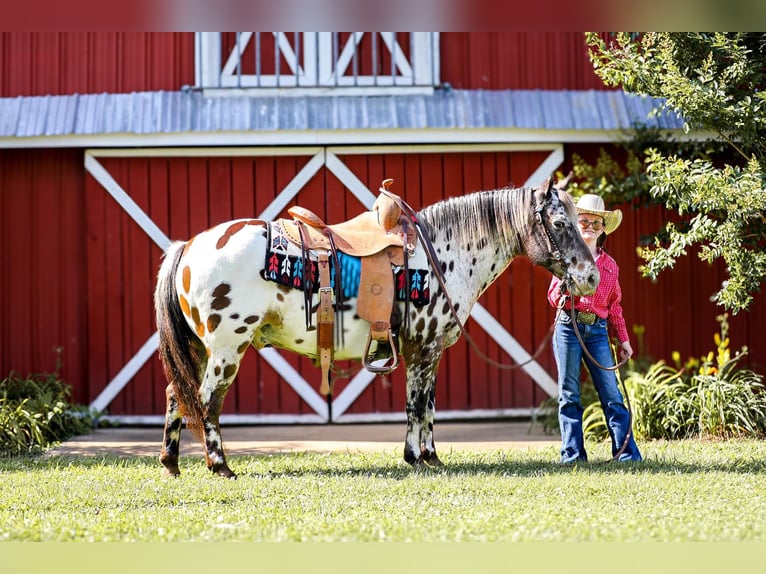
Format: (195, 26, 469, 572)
(575, 194, 623, 235)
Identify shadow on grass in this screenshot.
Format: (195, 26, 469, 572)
(8, 446, 765, 480)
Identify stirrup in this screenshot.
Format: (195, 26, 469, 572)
(362, 330, 399, 374)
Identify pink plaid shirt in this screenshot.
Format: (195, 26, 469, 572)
(547, 249, 630, 343)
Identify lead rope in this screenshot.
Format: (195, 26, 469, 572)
(563, 286, 633, 461)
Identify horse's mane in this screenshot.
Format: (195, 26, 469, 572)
(417, 186, 535, 254)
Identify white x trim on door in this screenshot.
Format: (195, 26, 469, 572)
(85, 144, 563, 424)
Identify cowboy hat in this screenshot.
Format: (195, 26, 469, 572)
(575, 194, 622, 234)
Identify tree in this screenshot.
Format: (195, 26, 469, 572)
(584, 32, 766, 314)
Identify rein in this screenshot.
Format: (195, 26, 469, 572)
(563, 286, 633, 461)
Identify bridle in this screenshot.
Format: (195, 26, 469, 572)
(532, 184, 564, 264)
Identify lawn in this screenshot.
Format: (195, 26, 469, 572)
(1, 439, 765, 542)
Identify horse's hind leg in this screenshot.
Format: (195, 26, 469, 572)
(160, 384, 183, 477)
(197, 348, 243, 479)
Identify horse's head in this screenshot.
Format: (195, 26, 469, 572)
(526, 176, 599, 296)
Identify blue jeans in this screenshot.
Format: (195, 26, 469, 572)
(552, 314, 642, 463)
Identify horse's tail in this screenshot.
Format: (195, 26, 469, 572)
(154, 240, 206, 442)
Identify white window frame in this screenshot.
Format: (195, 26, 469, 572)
(195, 32, 440, 96)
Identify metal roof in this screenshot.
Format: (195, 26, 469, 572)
(0, 88, 685, 144)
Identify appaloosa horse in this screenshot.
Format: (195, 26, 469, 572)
(154, 177, 598, 478)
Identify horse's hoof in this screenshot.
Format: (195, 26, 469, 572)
(404, 448, 420, 467)
(212, 464, 237, 479)
(161, 467, 181, 478)
(422, 452, 444, 467)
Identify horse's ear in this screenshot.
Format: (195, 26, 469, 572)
(541, 177, 554, 201)
(555, 171, 573, 190)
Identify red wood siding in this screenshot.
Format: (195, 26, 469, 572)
(0, 32, 607, 97)
(0, 32, 194, 97)
(439, 32, 607, 90)
(0, 149, 89, 402)
(2, 147, 764, 418)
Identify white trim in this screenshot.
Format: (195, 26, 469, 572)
(1, 128, 695, 150)
(102, 408, 538, 427)
(100, 413, 328, 426)
(335, 408, 537, 424)
(88, 143, 558, 159)
(89, 146, 324, 158)
(328, 370, 377, 419)
(523, 146, 565, 188)
(468, 305, 558, 397)
(257, 150, 325, 220)
(258, 348, 329, 420)
(89, 333, 160, 413)
(324, 151, 378, 207)
(84, 153, 170, 250)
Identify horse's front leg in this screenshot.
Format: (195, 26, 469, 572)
(159, 384, 182, 477)
(402, 342, 444, 467)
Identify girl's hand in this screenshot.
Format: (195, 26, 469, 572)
(619, 341, 633, 361)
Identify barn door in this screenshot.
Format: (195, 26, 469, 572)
(84, 144, 563, 424)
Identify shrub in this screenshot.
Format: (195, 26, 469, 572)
(584, 314, 766, 441)
(0, 372, 96, 457)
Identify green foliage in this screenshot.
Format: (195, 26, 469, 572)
(0, 373, 96, 457)
(583, 314, 766, 442)
(582, 32, 766, 314)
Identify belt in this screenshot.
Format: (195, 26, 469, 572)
(575, 311, 597, 325)
(561, 310, 598, 325)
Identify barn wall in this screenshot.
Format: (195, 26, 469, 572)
(1, 146, 764, 419)
(440, 32, 608, 90)
(0, 149, 89, 401)
(0, 32, 194, 97)
(0, 32, 607, 97)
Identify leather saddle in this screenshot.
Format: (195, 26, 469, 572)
(275, 179, 416, 395)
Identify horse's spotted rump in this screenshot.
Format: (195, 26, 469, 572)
(223, 365, 237, 379)
(190, 307, 205, 337)
(244, 315, 259, 324)
(211, 283, 232, 310)
(237, 341, 249, 354)
(234, 326, 248, 334)
(214, 365, 221, 376)
(182, 266, 192, 293)
(179, 294, 191, 316)
(207, 314, 221, 332)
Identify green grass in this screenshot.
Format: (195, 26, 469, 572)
(2, 440, 765, 542)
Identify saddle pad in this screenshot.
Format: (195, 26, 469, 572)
(263, 222, 430, 306)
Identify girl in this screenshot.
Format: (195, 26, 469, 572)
(547, 194, 642, 463)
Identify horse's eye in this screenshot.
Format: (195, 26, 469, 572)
(553, 219, 567, 230)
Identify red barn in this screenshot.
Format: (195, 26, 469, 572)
(1, 32, 763, 424)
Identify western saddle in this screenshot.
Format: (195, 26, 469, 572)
(276, 179, 416, 395)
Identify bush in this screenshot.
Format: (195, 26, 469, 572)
(584, 314, 766, 441)
(0, 372, 96, 457)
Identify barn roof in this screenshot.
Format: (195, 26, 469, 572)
(0, 88, 685, 148)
